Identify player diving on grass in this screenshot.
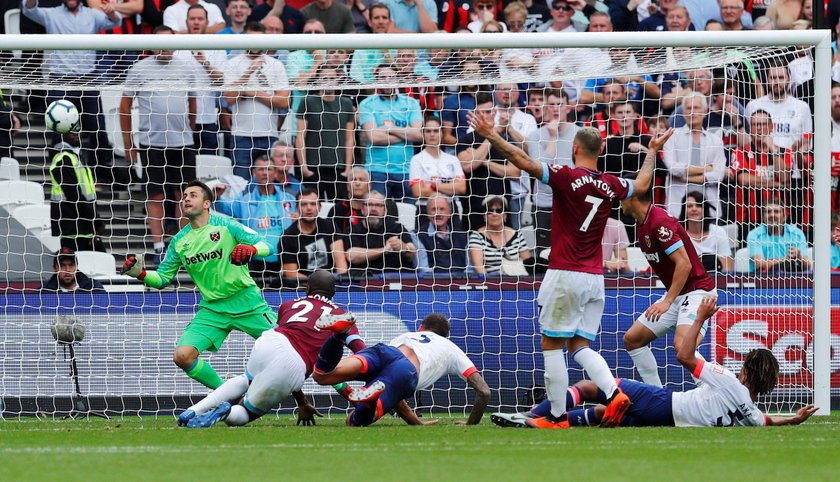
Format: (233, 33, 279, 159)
(312, 313, 491, 426)
(120, 180, 277, 389)
(468, 106, 674, 428)
(620, 183, 717, 388)
(178, 270, 366, 427)
(492, 297, 818, 428)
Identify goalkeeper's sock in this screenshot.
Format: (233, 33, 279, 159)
(566, 408, 600, 427)
(189, 374, 249, 415)
(543, 349, 569, 418)
(628, 346, 663, 388)
(573, 346, 618, 400)
(314, 335, 345, 374)
(185, 358, 224, 389)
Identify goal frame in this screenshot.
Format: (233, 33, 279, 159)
(1, 30, 831, 415)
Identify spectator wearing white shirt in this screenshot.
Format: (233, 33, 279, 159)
(163, 0, 225, 33)
(495, 83, 537, 229)
(745, 64, 813, 153)
(662, 93, 726, 218)
(185, 4, 226, 155)
(409, 117, 468, 226)
(539, 0, 578, 32)
(224, 22, 291, 179)
(680, 191, 733, 272)
(120, 25, 197, 263)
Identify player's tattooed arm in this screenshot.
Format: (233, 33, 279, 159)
(633, 127, 674, 197)
(467, 110, 543, 179)
(460, 372, 491, 426)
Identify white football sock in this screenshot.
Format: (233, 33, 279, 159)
(225, 404, 249, 426)
(628, 346, 663, 388)
(189, 374, 249, 415)
(573, 347, 618, 399)
(543, 349, 569, 418)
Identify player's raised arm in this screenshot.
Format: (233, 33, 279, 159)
(676, 296, 719, 374)
(120, 244, 182, 289)
(632, 127, 674, 197)
(467, 110, 543, 179)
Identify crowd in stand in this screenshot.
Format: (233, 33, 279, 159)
(3, 0, 840, 285)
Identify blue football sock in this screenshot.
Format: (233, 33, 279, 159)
(567, 408, 600, 427)
(315, 335, 345, 374)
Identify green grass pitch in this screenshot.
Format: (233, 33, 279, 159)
(2, 412, 840, 482)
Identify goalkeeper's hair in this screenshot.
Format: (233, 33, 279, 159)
(421, 313, 450, 338)
(741, 348, 779, 396)
(185, 180, 214, 203)
(307, 270, 336, 298)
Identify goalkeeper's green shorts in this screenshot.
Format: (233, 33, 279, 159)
(178, 303, 277, 353)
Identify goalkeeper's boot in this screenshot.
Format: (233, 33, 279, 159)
(316, 313, 356, 333)
(525, 413, 570, 429)
(600, 388, 631, 428)
(187, 402, 231, 428)
(490, 411, 533, 428)
(333, 382, 354, 401)
(177, 409, 196, 427)
(348, 381, 386, 404)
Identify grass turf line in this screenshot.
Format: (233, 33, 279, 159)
(1, 413, 839, 482)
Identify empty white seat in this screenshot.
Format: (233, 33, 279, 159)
(519, 225, 536, 251)
(196, 155, 234, 180)
(734, 247, 752, 273)
(13, 204, 51, 235)
(38, 232, 61, 252)
(395, 202, 417, 232)
(0, 180, 45, 213)
(0, 157, 20, 181)
(4, 9, 21, 58)
(318, 201, 334, 219)
(626, 247, 651, 272)
(75, 251, 118, 278)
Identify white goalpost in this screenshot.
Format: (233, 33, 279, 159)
(0, 30, 831, 418)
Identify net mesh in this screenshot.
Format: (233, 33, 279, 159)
(0, 39, 821, 419)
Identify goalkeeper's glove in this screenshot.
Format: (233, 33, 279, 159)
(120, 255, 146, 280)
(230, 244, 257, 266)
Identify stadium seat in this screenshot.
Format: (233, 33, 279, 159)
(721, 223, 739, 247)
(318, 201, 334, 219)
(13, 204, 51, 236)
(101, 90, 142, 158)
(0, 157, 20, 180)
(0, 180, 45, 213)
(626, 247, 650, 272)
(196, 155, 234, 181)
(734, 247, 752, 273)
(37, 232, 60, 252)
(4, 9, 20, 58)
(75, 251, 118, 279)
(395, 202, 417, 232)
(520, 225, 536, 251)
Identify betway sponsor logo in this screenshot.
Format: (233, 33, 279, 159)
(184, 249, 223, 266)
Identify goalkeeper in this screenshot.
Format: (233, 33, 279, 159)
(121, 180, 276, 389)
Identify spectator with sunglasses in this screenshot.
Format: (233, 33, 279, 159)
(468, 195, 533, 276)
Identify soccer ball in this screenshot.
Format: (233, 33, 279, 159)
(44, 99, 80, 134)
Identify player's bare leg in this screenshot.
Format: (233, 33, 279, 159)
(566, 336, 629, 427)
(624, 322, 662, 387)
(173, 345, 223, 389)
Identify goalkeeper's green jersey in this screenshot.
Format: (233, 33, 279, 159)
(142, 214, 271, 314)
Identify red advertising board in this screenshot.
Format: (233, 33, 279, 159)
(712, 306, 840, 388)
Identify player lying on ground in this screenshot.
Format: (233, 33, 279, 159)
(468, 106, 674, 429)
(620, 184, 717, 387)
(121, 180, 277, 389)
(312, 313, 491, 426)
(177, 270, 366, 428)
(491, 297, 817, 428)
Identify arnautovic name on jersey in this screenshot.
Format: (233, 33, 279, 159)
(570, 175, 618, 199)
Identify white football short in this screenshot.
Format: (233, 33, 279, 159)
(243, 330, 307, 414)
(537, 269, 605, 341)
(637, 289, 718, 338)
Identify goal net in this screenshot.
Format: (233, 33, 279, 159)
(0, 31, 832, 419)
